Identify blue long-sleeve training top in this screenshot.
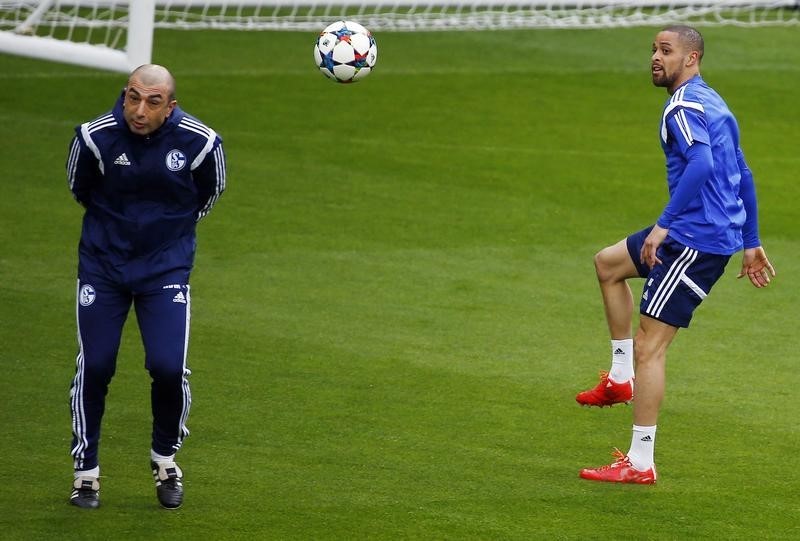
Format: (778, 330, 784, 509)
(67, 92, 226, 286)
(657, 75, 760, 255)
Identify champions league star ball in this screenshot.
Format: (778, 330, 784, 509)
(313, 20, 377, 83)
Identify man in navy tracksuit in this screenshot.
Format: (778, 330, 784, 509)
(66, 64, 226, 509)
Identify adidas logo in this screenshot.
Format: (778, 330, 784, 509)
(114, 153, 131, 166)
(640, 435, 653, 442)
(642, 290, 649, 301)
(172, 292, 186, 304)
(613, 348, 625, 355)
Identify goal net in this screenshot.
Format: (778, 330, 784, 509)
(1, 1, 798, 71)
(0, 1, 154, 72)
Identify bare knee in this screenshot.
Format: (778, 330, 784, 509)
(633, 334, 651, 365)
(634, 324, 673, 366)
(594, 247, 617, 283)
(595, 238, 637, 285)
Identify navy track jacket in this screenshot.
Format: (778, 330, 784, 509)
(67, 92, 226, 287)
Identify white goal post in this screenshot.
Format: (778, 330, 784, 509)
(1, 1, 798, 72)
(0, 1, 154, 72)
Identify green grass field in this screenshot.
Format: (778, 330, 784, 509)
(1, 23, 798, 540)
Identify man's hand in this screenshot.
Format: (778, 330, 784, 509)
(640, 224, 669, 269)
(737, 246, 775, 288)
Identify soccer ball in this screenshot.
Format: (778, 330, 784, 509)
(313, 20, 377, 83)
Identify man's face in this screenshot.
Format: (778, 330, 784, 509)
(122, 75, 176, 135)
(651, 31, 690, 91)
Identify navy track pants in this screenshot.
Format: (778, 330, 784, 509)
(70, 276, 192, 471)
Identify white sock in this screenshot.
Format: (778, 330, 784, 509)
(151, 450, 176, 464)
(74, 465, 100, 479)
(627, 424, 656, 471)
(608, 338, 634, 382)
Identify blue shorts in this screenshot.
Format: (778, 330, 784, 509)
(626, 226, 731, 328)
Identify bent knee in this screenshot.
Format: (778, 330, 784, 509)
(595, 240, 637, 283)
(594, 247, 618, 283)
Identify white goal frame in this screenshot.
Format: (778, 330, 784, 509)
(1, 1, 798, 73)
(0, 0, 154, 72)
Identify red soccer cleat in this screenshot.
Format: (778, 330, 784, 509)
(575, 371, 633, 407)
(579, 448, 657, 484)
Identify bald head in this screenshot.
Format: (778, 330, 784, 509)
(122, 64, 177, 135)
(129, 64, 176, 100)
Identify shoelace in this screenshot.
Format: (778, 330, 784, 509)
(594, 371, 634, 389)
(594, 448, 630, 471)
(590, 371, 614, 390)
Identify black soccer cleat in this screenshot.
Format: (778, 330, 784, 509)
(70, 476, 100, 509)
(151, 461, 184, 509)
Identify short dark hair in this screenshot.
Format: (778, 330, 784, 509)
(662, 25, 704, 62)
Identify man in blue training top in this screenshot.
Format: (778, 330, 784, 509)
(67, 64, 226, 508)
(575, 26, 775, 483)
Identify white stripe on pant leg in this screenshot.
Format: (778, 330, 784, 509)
(70, 353, 87, 467)
(651, 249, 698, 319)
(680, 274, 708, 300)
(646, 246, 692, 314)
(653, 250, 697, 318)
(175, 285, 192, 451)
(70, 278, 88, 468)
(645, 247, 696, 318)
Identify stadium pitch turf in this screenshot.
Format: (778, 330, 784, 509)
(1, 25, 798, 539)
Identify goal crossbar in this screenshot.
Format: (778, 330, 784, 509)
(1, 1, 798, 72)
